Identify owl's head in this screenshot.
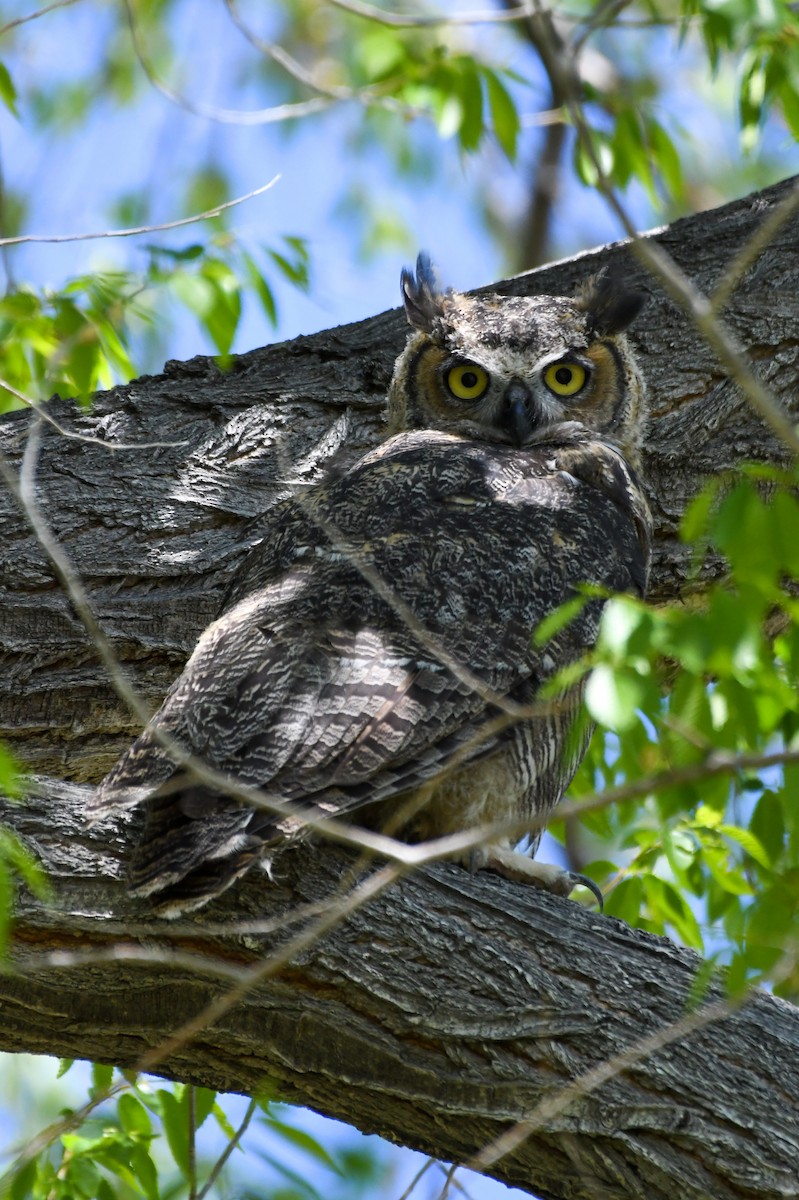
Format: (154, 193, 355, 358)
(387, 253, 648, 467)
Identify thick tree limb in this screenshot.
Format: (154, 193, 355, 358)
(2, 177, 799, 1199)
(2, 780, 798, 1200)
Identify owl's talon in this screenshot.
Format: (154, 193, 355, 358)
(569, 872, 604, 912)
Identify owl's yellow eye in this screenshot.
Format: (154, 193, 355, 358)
(445, 362, 489, 401)
(543, 361, 588, 397)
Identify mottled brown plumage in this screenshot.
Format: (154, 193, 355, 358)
(90, 256, 651, 915)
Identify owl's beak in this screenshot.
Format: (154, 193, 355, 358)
(499, 380, 535, 446)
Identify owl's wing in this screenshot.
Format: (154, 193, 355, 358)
(91, 601, 508, 903)
(90, 430, 650, 912)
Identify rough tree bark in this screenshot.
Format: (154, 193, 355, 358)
(1, 176, 799, 1200)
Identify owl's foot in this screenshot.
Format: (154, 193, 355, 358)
(470, 845, 604, 911)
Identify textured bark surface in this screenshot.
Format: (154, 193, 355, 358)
(2, 781, 799, 1200)
(2, 176, 799, 1200)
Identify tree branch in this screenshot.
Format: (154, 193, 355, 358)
(1, 780, 797, 1200)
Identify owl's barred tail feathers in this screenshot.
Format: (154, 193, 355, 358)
(126, 783, 279, 916)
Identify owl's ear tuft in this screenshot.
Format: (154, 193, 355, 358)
(401, 252, 450, 333)
(579, 271, 647, 337)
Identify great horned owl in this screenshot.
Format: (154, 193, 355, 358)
(90, 255, 651, 916)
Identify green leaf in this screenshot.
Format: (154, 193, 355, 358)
(452, 56, 483, 152)
(130, 1144, 159, 1200)
(60, 1151, 101, 1196)
(117, 1093, 152, 1137)
(744, 882, 796, 968)
(0, 826, 50, 900)
(194, 1086, 217, 1130)
(263, 1115, 344, 1176)
(147, 242, 205, 262)
(644, 876, 704, 950)
(255, 1149, 323, 1199)
(10, 1154, 38, 1199)
(355, 28, 406, 82)
(647, 117, 684, 199)
(91, 1062, 114, 1097)
(739, 47, 767, 151)
(212, 1100, 236, 1139)
(603, 875, 644, 924)
(0, 62, 19, 117)
(200, 260, 242, 355)
(185, 166, 230, 221)
(574, 127, 613, 187)
(681, 477, 722, 541)
(726, 949, 752, 998)
(0, 861, 12, 958)
(718, 822, 771, 869)
(170, 270, 217, 320)
(701, 840, 753, 897)
(532, 594, 588, 646)
(242, 252, 277, 327)
(57, 1058, 75, 1078)
(157, 1087, 191, 1178)
(684, 955, 720, 1012)
(484, 68, 520, 160)
(585, 664, 646, 731)
(598, 595, 653, 658)
(750, 790, 785, 867)
(268, 237, 310, 290)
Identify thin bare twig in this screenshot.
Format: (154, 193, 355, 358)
(123, 0, 333, 125)
(7, 419, 799, 887)
(0, 376, 190, 449)
(224, 0, 355, 101)
(223, 0, 429, 121)
(629, 236, 799, 457)
(0, 0, 82, 37)
(0, 177, 280, 247)
(711, 177, 799, 313)
(196, 1098, 257, 1200)
(437, 1162, 460, 1200)
(519, 106, 565, 127)
(324, 0, 536, 27)
(396, 1156, 437, 1200)
(187, 1085, 198, 1200)
(18, 945, 250, 983)
(573, 0, 635, 50)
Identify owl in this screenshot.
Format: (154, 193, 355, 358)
(89, 255, 651, 916)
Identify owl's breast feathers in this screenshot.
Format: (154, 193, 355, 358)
(90, 429, 651, 913)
